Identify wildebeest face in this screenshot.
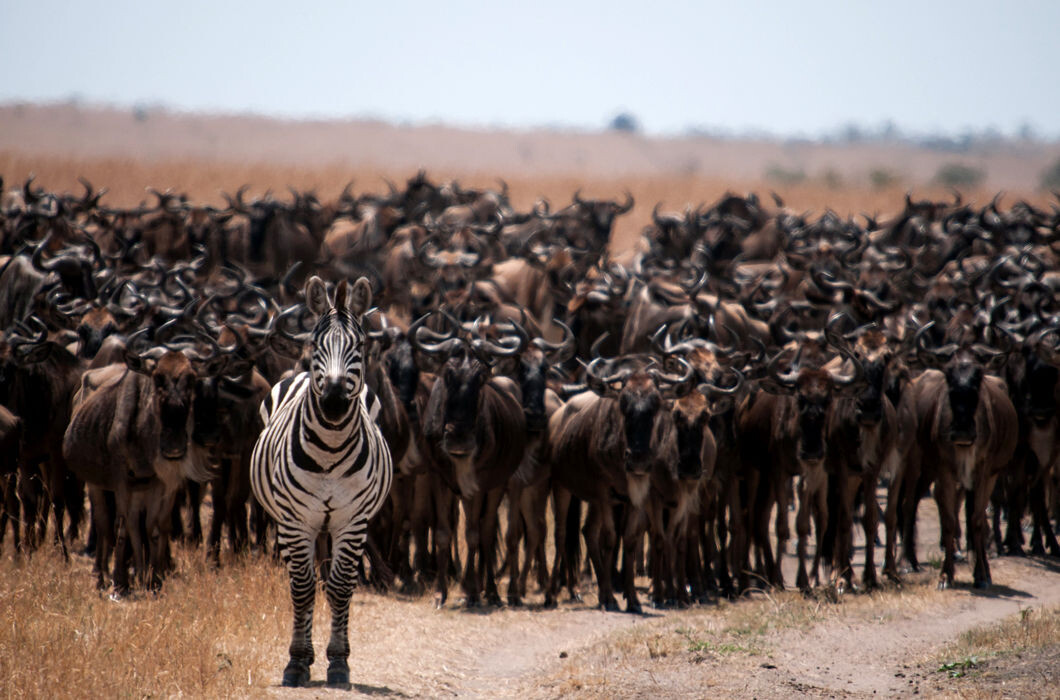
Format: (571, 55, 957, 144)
(76, 308, 119, 360)
(516, 347, 548, 433)
(853, 333, 892, 426)
(1024, 352, 1058, 426)
(619, 375, 661, 473)
(442, 354, 487, 456)
(384, 333, 420, 415)
(192, 375, 221, 449)
(673, 394, 709, 479)
(796, 371, 832, 462)
(153, 352, 196, 460)
(945, 353, 983, 446)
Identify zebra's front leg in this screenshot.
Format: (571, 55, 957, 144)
(324, 523, 367, 688)
(280, 529, 316, 687)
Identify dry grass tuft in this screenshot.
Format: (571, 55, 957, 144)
(0, 546, 291, 697)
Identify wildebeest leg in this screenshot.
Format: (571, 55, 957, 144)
(1029, 476, 1060, 557)
(620, 506, 646, 613)
(811, 477, 829, 589)
(88, 486, 113, 590)
(0, 472, 18, 556)
(934, 473, 958, 590)
(432, 485, 454, 608)
(324, 522, 367, 688)
(750, 473, 777, 589)
(720, 478, 742, 595)
(480, 487, 505, 606)
(1001, 457, 1027, 555)
(774, 474, 792, 559)
(207, 468, 229, 568)
(587, 500, 619, 612)
(111, 484, 134, 596)
(545, 486, 571, 608)
(63, 471, 85, 551)
(521, 479, 550, 595)
(833, 472, 858, 592)
(795, 464, 822, 593)
(505, 483, 526, 606)
(460, 492, 485, 607)
(409, 471, 432, 590)
(901, 469, 927, 573)
(385, 474, 409, 581)
(969, 476, 999, 589)
(278, 526, 316, 687)
(861, 475, 880, 589)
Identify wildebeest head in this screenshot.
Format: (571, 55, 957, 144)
(411, 312, 525, 458)
(851, 329, 895, 427)
(762, 325, 864, 462)
(502, 320, 574, 433)
(124, 337, 200, 460)
(915, 322, 1005, 446)
(569, 191, 634, 249)
(586, 355, 689, 474)
(302, 275, 372, 424)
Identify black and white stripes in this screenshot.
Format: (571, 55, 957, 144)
(250, 276, 392, 688)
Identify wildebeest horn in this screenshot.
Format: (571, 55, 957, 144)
(765, 350, 800, 389)
(532, 320, 576, 364)
(408, 312, 462, 356)
(698, 367, 744, 397)
(648, 355, 694, 389)
(617, 190, 634, 214)
(476, 318, 527, 358)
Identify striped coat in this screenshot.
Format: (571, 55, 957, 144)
(250, 275, 392, 688)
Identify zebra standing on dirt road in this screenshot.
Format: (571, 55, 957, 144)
(250, 275, 393, 688)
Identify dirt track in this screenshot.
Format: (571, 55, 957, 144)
(261, 497, 1060, 699)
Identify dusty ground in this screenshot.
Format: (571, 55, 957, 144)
(245, 497, 1060, 699)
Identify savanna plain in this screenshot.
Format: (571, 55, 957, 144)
(2, 106, 1060, 698)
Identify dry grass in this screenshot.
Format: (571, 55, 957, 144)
(0, 545, 291, 697)
(926, 606, 1060, 699)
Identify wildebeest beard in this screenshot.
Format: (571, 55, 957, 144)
(159, 400, 191, 459)
(619, 386, 661, 473)
(946, 360, 982, 446)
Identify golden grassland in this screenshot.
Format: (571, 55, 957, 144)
(2, 150, 1051, 256)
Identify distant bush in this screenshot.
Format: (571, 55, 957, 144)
(820, 168, 844, 190)
(608, 112, 640, 133)
(934, 162, 985, 189)
(1041, 157, 1060, 191)
(764, 164, 806, 186)
(869, 167, 901, 190)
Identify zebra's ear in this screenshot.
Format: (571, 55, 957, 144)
(304, 275, 331, 316)
(348, 276, 372, 318)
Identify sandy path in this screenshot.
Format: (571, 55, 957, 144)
(739, 557, 1060, 698)
(283, 493, 1060, 699)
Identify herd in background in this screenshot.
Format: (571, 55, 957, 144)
(1, 171, 1060, 611)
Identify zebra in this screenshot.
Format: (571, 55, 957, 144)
(250, 275, 393, 688)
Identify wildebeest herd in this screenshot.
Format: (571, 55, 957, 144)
(1, 171, 1060, 619)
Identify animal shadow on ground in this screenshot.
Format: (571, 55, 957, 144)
(956, 581, 1033, 600)
(1025, 555, 1060, 576)
(273, 680, 408, 696)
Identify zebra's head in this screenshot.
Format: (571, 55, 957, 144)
(304, 275, 372, 423)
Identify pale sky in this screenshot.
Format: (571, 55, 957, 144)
(2, 1, 1057, 138)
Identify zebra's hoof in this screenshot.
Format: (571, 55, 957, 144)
(326, 661, 350, 688)
(282, 664, 310, 687)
